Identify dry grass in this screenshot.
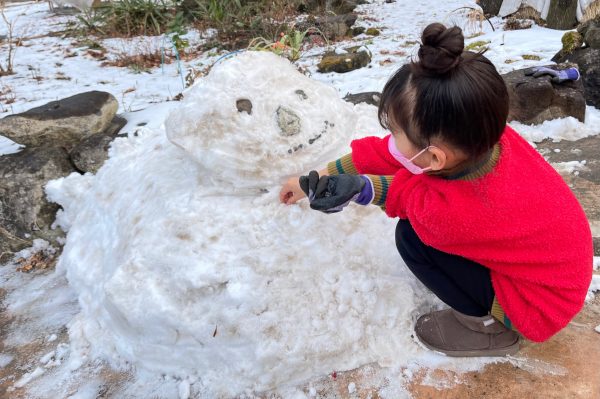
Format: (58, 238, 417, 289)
(15, 251, 57, 272)
(581, 0, 600, 23)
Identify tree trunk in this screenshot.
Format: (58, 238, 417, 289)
(545, 0, 578, 30)
(478, 0, 504, 16)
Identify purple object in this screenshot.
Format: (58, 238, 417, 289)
(524, 66, 580, 83)
(354, 175, 374, 205)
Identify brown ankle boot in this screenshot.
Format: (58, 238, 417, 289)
(415, 309, 520, 357)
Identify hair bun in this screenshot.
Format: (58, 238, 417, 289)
(417, 23, 464, 75)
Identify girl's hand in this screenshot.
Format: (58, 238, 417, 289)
(279, 176, 306, 204)
(280, 168, 328, 205)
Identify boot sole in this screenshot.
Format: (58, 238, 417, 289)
(417, 336, 520, 358)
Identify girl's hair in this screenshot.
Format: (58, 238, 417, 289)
(378, 23, 509, 158)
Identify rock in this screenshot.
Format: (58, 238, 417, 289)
(366, 27, 381, 36)
(552, 47, 600, 108)
(502, 65, 586, 125)
(69, 115, 127, 174)
(236, 99, 252, 114)
(0, 146, 74, 262)
(0, 91, 118, 147)
(343, 91, 381, 106)
(584, 25, 600, 48)
(300, 14, 357, 41)
(296, 0, 360, 14)
(560, 31, 584, 57)
(545, 0, 578, 30)
(477, 0, 503, 16)
(510, 5, 545, 25)
(318, 49, 371, 73)
(504, 17, 533, 30)
(276, 106, 301, 137)
(352, 26, 366, 36)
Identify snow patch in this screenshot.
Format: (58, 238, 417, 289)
(511, 106, 600, 144)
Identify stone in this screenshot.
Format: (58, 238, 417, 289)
(276, 106, 301, 137)
(366, 27, 381, 36)
(477, 0, 503, 16)
(504, 17, 534, 30)
(502, 65, 586, 125)
(300, 14, 357, 41)
(343, 91, 381, 106)
(69, 115, 127, 174)
(0, 146, 75, 262)
(560, 31, 584, 56)
(0, 91, 118, 147)
(318, 50, 371, 73)
(552, 47, 600, 108)
(352, 26, 366, 36)
(236, 98, 252, 114)
(545, 0, 578, 30)
(296, 0, 360, 14)
(584, 25, 600, 48)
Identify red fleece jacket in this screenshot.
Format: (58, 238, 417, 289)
(350, 125, 593, 342)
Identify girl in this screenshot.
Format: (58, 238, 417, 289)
(279, 23, 593, 357)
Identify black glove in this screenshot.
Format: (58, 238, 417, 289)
(299, 171, 373, 213)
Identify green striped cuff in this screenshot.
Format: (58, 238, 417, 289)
(365, 174, 393, 207)
(491, 296, 517, 332)
(327, 153, 358, 176)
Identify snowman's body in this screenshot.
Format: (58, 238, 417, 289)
(48, 52, 427, 396)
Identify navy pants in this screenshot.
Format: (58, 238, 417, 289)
(395, 219, 495, 317)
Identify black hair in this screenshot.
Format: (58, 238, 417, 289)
(378, 23, 509, 158)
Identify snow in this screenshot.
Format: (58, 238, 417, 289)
(165, 52, 357, 187)
(0, 136, 22, 155)
(510, 106, 600, 144)
(40, 351, 55, 365)
(593, 257, 600, 271)
(0, 354, 14, 368)
(587, 275, 600, 302)
(13, 366, 45, 388)
(348, 382, 357, 393)
(551, 160, 587, 175)
(44, 51, 439, 396)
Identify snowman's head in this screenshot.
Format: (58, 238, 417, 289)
(165, 51, 356, 188)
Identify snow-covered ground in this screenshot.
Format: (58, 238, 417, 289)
(1, 0, 600, 398)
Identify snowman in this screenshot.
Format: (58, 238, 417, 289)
(47, 51, 424, 396)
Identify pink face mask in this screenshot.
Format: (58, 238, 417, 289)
(388, 135, 432, 175)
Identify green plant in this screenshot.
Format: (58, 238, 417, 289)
(248, 27, 326, 62)
(465, 40, 490, 52)
(167, 11, 189, 52)
(191, 0, 242, 25)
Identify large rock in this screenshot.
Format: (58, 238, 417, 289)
(0, 91, 118, 147)
(553, 48, 600, 108)
(318, 48, 371, 73)
(0, 146, 75, 262)
(580, 21, 600, 48)
(300, 14, 358, 40)
(69, 115, 127, 173)
(502, 65, 586, 125)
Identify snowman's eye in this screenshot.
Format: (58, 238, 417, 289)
(236, 99, 252, 114)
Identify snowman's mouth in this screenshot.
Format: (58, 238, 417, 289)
(287, 120, 334, 154)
